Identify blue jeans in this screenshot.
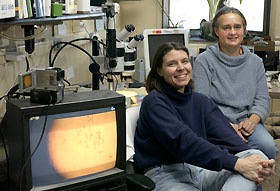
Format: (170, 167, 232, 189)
(247, 123, 278, 159)
(145, 149, 267, 191)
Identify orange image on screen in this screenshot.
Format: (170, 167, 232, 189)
(48, 111, 117, 179)
(23, 74, 32, 89)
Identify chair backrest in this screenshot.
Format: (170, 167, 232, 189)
(126, 105, 141, 161)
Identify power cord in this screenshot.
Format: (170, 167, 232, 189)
(6, 84, 31, 100)
(7, 84, 19, 99)
(49, 40, 96, 67)
(49, 37, 106, 67)
(25, 56, 30, 72)
(0, 94, 8, 101)
(19, 96, 52, 191)
(49, 37, 124, 91)
(48, 38, 106, 87)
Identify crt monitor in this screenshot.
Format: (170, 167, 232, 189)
(5, 90, 126, 191)
(137, 28, 188, 80)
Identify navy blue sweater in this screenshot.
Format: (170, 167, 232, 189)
(134, 83, 249, 172)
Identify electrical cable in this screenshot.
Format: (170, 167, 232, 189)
(63, 79, 71, 86)
(99, 39, 105, 55)
(112, 72, 119, 91)
(59, 82, 65, 103)
(25, 57, 30, 72)
(157, 0, 175, 28)
(81, 21, 91, 37)
(107, 67, 119, 91)
(49, 37, 106, 67)
(113, 73, 119, 91)
(52, 41, 103, 87)
(0, 94, 7, 101)
(0, 25, 47, 41)
(0, 78, 20, 112)
(48, 33, 118, 90)
(48, 38, 105, 88)
(19, 96, 52, 191)
(49, 41, 95, 67)
(6, 84, 30, 100)
(7, 84, 19, 99)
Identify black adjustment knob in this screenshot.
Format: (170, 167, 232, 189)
(89, 62, 100, 74)
(109, 60, 117, 68)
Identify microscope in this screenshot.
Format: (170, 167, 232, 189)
(122, 34, 144, 87)
(92, 2, 144, 91)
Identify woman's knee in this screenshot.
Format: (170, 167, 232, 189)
(254, 135, 277, 150)
(248, 124, 278, 159)
(252, 136, 278, 159)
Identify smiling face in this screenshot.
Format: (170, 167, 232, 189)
(214, 12, 244, 54)
(157, 49, 192, 93)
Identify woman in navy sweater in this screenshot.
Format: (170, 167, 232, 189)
(134, 42, 275, 191)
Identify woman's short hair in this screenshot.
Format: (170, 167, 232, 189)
(146, 42, 193, 93)
(211, 6, 247, 38)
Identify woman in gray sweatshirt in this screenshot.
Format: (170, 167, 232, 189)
(192, 6, 278, 160)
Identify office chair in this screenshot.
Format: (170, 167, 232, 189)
(125, 105, 155, 191)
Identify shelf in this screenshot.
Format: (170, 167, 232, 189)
(0, 12, 105, 29)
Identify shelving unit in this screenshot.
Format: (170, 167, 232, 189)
(0, 12, 105, 54)
(0, 12, 105, 30)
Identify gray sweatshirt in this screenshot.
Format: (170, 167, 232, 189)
(192, 43, 270, 124)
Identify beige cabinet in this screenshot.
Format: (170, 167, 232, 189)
(269, 84, 280, 113)
(270, 98, 280, 113)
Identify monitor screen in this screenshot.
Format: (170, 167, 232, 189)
(137, 28, 188, 80)
(5, 90, 126, 191)
(29, 107, 117, 187)
(147, 34, 185, 68)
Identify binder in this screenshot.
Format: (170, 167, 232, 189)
(18, 0, 24, 19)
(23, 0, 28, 18)
(44, 0, 51, 17)
(26, 0, 33, 17)
(35, 0, 45, 17)
(14, 0, 19, 18)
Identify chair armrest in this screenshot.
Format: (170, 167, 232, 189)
(126, 174, 155, 191)
(126, 161, 155, 190)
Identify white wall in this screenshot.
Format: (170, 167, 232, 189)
(116, 0, 162, 36)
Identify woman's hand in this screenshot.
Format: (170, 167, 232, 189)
(234, 154, 275, 184)
(230, 123, 248, 143)
(258, 160, 276, 182)
(238, 120, 256, 136)
(238, 114, 261, 136)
